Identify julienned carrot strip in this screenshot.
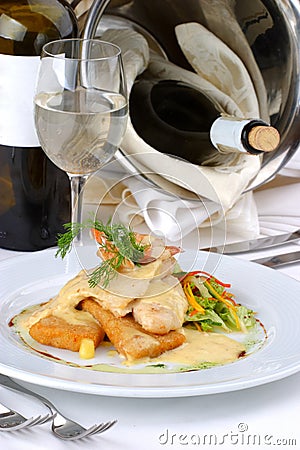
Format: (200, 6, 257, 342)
(204, 280, 240, 330)
(183, 283, 205, 314)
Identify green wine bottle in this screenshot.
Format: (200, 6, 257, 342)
(0, 0, 78, 251)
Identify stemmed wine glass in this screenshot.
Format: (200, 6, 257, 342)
(34, 38, 128, 242)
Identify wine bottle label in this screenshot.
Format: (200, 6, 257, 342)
(0, 54, 40, 147)
(210, 116, 252, 154)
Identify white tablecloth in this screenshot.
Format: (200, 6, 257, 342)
(0, 242, 299, 450)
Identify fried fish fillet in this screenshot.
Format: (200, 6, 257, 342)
(80, 298, 186, 361)
(29, 315, 105, 352)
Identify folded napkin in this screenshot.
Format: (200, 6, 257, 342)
(175, 22, 260, 118)
(116, 177, 221, 241)
(101, 28, 149, 92)
(198, 0, 269, 122)
(84, 161, 260, 245)
(120, 178, 260, 243)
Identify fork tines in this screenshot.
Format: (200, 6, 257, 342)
(0, 413, 53, 431)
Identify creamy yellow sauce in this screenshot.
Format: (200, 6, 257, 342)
(122, 328, 245, 367)
(152, 328, 245, 366)
(15, 301, 98, 329)
(17, 270, 133, 330)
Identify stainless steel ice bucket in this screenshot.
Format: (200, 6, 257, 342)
(83, 0, 300, 189)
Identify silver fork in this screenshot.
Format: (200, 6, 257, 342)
(0, 401, 53, 431)
(0, 374, 117, 440)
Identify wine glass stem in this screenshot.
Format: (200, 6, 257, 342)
(68, 174, 89, 244)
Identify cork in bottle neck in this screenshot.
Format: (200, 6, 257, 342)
(248, 126, 280, 152)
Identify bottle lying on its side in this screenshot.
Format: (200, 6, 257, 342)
(129, 78, 280, 167)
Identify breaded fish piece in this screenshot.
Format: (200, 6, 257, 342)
(80, 298, 186, 361)
(29, 315, 105, 352)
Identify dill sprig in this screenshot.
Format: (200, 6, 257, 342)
(55, 222, 85, 259)
(88, 255, 124, 288)
(56, 219, 147, 288)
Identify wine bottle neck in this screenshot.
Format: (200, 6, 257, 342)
(210, 116, 280, 155)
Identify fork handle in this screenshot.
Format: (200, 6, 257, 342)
(0, 374, 55, 414)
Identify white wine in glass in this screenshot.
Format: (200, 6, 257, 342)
(34, 38, 128, 241)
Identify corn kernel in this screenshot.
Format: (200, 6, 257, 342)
(79, 338, 95, 359)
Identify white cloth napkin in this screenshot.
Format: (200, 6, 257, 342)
(198, 0, 269, 122)
(84, 161, 260, 245)
(117, 178, 260, 244)
(115, 177, 221, 241)
(175, 22, 260, 118)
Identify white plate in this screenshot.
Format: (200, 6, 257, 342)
(0, 247, 300, 398)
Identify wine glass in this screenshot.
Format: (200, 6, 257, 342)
(34, 38, 128, 242)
